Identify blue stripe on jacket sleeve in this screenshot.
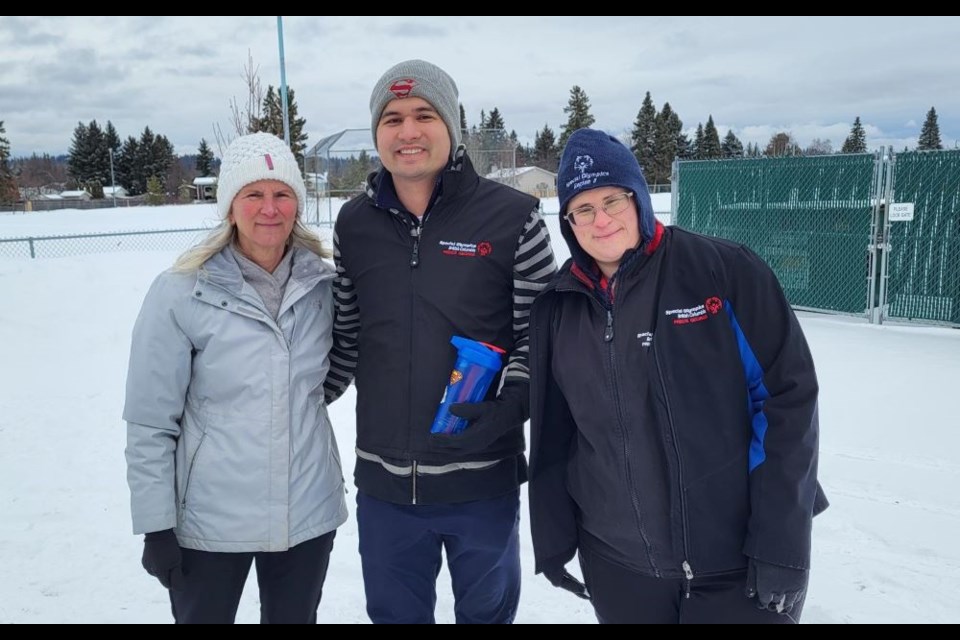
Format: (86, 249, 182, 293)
(725, 302, 771, 472)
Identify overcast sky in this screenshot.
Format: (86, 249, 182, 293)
(2, 16, 958, 158)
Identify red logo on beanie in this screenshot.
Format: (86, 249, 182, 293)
(264, 153, 274, 170)
(389, 78, 416, 99)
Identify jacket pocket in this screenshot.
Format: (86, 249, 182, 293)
(179, 429, 208, 511)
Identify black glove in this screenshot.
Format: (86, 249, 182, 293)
(543, 565, 590, 601)
(430, 384, 529, 455)
(745, 557, 807, 615)
(142, 528, 185, 591)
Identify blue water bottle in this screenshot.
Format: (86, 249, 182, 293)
(430, 337, 506, 435)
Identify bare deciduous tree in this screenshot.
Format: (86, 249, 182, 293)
(213, 51, 264, 156)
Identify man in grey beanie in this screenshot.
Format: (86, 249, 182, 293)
(323, 59, 558, 624)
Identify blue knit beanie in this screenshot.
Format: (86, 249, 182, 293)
(557, 128, 656, 244)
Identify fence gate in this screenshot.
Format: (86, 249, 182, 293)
(880, 149, 960, 325)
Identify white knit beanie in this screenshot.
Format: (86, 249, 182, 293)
(216, 132, 306, 220)
(369, 59, 462, 157)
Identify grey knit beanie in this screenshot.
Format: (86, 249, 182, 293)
(217, 132, 306, 220)
(369, 59, 462, 156)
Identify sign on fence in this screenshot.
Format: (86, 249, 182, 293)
(889, 202, 915, 222)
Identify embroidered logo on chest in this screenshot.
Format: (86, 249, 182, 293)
(665, 296, 724, 326)
(438, 240, 493, 258)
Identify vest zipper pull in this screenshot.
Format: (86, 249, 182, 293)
(410, 224, 421, 268)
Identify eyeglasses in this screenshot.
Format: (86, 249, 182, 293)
(565, 192, 634, 226)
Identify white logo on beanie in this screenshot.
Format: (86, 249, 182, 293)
(566, 153, 610, 191)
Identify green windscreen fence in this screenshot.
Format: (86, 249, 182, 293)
(885, 150, 960, 324)
(675, 154, 878, 314)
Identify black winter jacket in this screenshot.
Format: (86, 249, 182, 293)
(529, 221, 828, 584)
(324, 150, 557, 505)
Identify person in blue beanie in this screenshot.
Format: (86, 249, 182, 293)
(526, 128, 829, 623)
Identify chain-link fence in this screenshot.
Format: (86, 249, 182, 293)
(0, 221, 335, 260)
(675, 153, 880, 315)
(0, 228, 211, 259)
(675, 148, 960, 327)
(884, 149, 960, 324)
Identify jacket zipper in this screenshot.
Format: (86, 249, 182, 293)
(603, 301, 660, 577)
(409, 215, 422, 504)
(653, 345, 694, 596)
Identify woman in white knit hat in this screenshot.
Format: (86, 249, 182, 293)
(123, 132, 347, 623)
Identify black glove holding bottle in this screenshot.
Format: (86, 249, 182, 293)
(430, 384, 529, 455)
(141, 528, 185, 591)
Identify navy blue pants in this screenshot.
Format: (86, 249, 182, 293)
(357, 490, 521, 624)
(579, 545, 804, 624)
(168, 530, 336, 624)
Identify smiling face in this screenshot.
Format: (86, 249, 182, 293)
(229, 179, 298, 270)
(375, 96, 451, 186)
(567, 185, 641, 278)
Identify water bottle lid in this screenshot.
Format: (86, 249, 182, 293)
(450, 336, 504, 371)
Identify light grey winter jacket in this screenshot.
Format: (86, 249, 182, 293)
(123, 246, 348, 552)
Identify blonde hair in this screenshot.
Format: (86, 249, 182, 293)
(173, 214, 330, 272)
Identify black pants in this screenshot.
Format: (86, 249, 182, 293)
(169, 530, 336, 624)
(579, 546, 804, 624)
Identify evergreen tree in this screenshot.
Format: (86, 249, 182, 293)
(485, 107, 507, 148)
(841, 117, 867, 153)
(558, 85, 596, 150)
(0, 120, 17, 203)
(86, 120, 110, 187)
(693, 123, 705, 159)
(652, 103, 679, 184)
(918, 107, 943, 150)
(721, 129, 744, 158)
(196, 139, 215, 177)
(104, 121, 121, 156)
(66, 120, 111, 189)
(533, 123, 559, 172)
(67, 122, 89, 187)
(257, 85, 309, 167)
(459, 104, 468, 136)
(672, 111, 693, 160)
(104, 121, 121, 187)
(145, 175, 165, 206)
(115, 136, 140, 194)
(701, 116, 722, 159)
(630, 91, 658, 181)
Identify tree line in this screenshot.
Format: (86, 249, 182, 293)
(0, 80, 949, 205)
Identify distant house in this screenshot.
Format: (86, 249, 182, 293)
(103, 185, 129, 199)
(193, 176, 217, 201)
(485, 166, 557, 197)
(59, 190, 91, 201)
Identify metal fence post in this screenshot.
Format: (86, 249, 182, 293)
(876, 146, 895, 324)
(29, 237, 35, 259)
(670, 158, 679, 226)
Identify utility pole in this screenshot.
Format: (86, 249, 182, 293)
(277, 16, 291, 148)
